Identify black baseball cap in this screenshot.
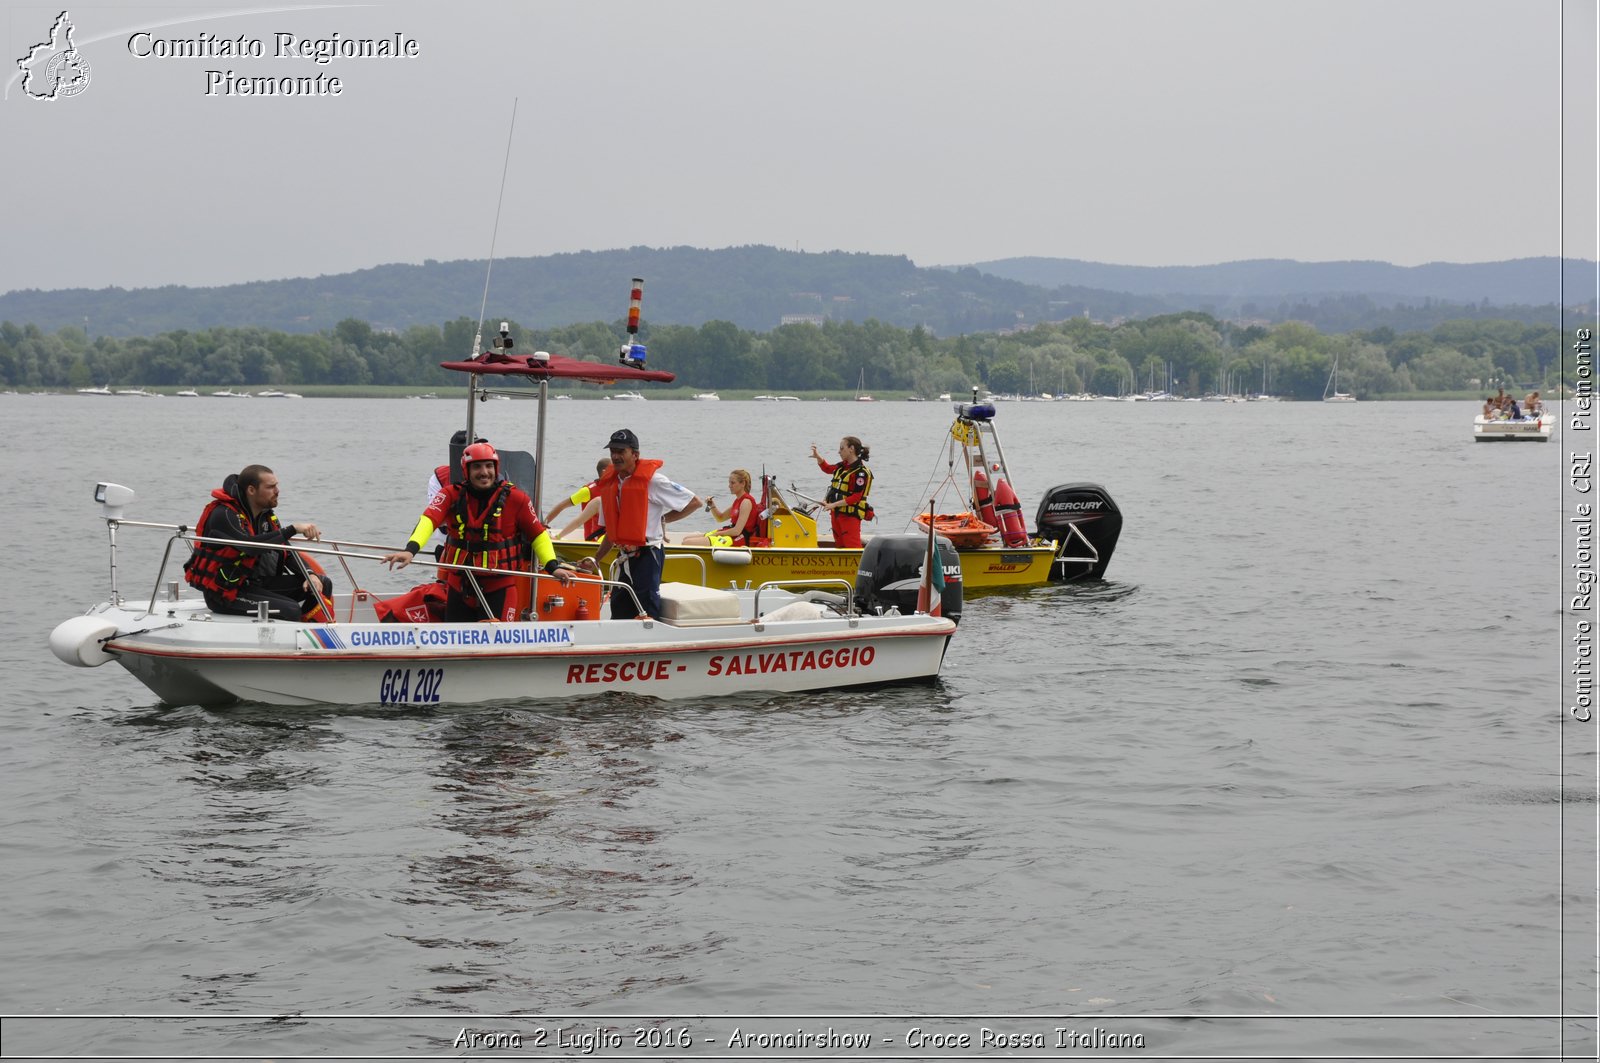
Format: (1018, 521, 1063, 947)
(605, 428, 640, 451)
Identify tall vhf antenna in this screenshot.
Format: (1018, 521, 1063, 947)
(471, 98, 519, 361)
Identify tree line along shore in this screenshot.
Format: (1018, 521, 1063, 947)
(0, 312, 1575, 403)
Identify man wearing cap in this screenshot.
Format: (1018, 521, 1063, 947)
(579, 428, 702, 619)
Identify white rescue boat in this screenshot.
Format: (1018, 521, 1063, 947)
(50, 282, 960, 709)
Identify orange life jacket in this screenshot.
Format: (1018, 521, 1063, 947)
(597, 459, 662, 549)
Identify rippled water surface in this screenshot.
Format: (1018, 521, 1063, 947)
(1, 394, 1591, 1058)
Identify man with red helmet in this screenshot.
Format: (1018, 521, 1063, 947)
(382, 442, 574, 622)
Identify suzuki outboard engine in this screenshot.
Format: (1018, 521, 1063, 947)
(1036, 483, 1122, 581)
(854, 534, 963, 624)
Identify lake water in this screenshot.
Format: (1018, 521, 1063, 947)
(1, 393, 1593, 1059)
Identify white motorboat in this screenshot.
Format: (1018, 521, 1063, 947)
(611, 390, 647, 401)
(692, 392, 720, 401)
(50, 288, 959, 709)
(1473, 412, 1552, 442)
(75, 386, 113, 396)
(174, 389, 200, 397)
(49, 524, 956, 707)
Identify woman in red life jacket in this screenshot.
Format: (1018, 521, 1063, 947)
(682, 468, 757, 547)
(184, 463, 327, 621)
(382, 442, 575, 622)
(809, 436, 874, 548)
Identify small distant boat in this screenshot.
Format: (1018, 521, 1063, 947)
(612, 391, 647, 401)
(1322, 357, 1356, 402)
(174, 389, 199, 398)
(258, 390, 303, 399)
(854, 368, 873, 402)
(753, 394, 778, 402)
(75, 386, 113, 396)
(115, 387, 157, 397)
(777, 395, 800, 402)
(937, 393, 952, 402)
(210, 388, 252, 398)
(692, 392, 721, 401)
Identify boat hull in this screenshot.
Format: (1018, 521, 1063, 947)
(1473, 415, 1551, 441)
(68, 599, 953, 708)
(553, 539, 1060, 590)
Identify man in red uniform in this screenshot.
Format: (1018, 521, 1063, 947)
(383, 442, 574, 622)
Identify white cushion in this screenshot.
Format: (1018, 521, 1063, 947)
(657, 581, 741, 622)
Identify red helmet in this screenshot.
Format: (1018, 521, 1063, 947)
(461, 441, 500, 478)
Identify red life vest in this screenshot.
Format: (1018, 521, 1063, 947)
(719, 491, 758, 545)
(440, 481, 533, 589)
(582, 478, 605, 540)
(183, 489, 270, 600)
(596, 459, 662, 549)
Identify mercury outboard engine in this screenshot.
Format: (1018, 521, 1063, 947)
(1036, 483, 1122, 581)
(854, 534, 963, 624)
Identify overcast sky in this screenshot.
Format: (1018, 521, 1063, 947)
(2, 0, 1594, 296)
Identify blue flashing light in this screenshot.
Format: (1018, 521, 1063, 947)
(958, 402, 996, 422)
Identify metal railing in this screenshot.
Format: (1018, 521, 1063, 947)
(101, 518, 645, 623)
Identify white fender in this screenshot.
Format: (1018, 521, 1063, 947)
(710, 549, 753, 565)
(49, 615, 120, 667)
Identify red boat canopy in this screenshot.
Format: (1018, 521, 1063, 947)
(439, 350, 676, 384)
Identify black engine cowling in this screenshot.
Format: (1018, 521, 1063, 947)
(855, 534, 963, 624)
(1035, 483, 1122, 581)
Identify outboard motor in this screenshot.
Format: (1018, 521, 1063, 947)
(854, 534, 963, 624)
(1035, 483, 1122, 581)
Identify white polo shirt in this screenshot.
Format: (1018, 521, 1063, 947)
(619, 468, 697, 544)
